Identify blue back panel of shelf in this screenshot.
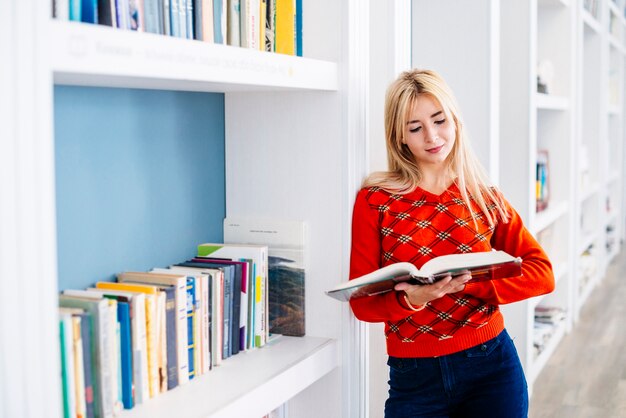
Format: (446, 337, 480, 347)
(54, 86, 225, 290)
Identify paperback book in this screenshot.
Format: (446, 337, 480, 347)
(326, 250, 522, 302)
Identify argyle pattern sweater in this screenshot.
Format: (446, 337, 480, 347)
(349, 184, 554, 357)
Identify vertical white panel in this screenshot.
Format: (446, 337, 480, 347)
(0, 2, 60, 418)
(412, 0, 498, 175)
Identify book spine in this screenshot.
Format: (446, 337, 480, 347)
(59, 314, 76, 418)
(162, 0, 171, 35)
(81, 0, 98, 23)
(295, 0, 301, 56)
(265, 0, 275, 52)
(185, 0, 194, 38)
(186, 277, 196, 379)
(164, 288, 179, 389)
(117, 302, 134, 409)
(78, 312, 96, 418)
(133, 295, 149, 404)
(201, 274, 211, 370)
(71, 316, 87, 418)
(227, 0, 240, 46)
(222, 269, 232, 358)
(230, 264, 241, 356)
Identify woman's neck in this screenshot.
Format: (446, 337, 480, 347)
(418, 170, 455, 195)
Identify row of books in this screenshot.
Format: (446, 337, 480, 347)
(533, 306, 566, 357)
(52, 0, 303, 56)
(58, 242, 270, 418)
(536, 150, 549, 213)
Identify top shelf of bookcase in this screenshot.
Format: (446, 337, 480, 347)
(49, 20, 339, 93)
(122, 336, 338, 418)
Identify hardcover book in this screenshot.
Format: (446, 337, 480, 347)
(326, 250, 523, 302)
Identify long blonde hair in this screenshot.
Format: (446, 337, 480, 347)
(364, 69, 509, 226)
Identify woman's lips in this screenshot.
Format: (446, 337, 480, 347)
(426, 145, 443, 153)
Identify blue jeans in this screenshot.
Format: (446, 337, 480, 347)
(384, 329, 528, 418)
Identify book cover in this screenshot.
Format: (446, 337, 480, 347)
(326, 251, 523, 302)
(223, 218, 306, 337)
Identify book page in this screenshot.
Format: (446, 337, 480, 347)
(419, 250, 516, 277)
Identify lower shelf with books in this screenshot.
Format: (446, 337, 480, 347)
(529, 321, 566, 385)
(123, 336, 338, 418)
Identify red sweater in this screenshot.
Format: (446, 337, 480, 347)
(349, 184, 554, 357)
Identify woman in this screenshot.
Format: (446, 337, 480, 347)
(349, 69, 554, 417)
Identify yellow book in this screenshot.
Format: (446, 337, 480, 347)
(95, 282, 159, 399)
(275, 0, 294, 55)
(260, 0, 266, 51)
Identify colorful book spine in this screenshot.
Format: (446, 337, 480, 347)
(275, 0, 294, 55)
(186, 277, 196, 378)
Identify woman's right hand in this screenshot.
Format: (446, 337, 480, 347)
(394, 273, 472, 308)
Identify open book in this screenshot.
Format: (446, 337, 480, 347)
(326, 250, 522, 302)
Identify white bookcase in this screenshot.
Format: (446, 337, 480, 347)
(499, 0, 625, 393)
(0, 1, 372, 417)
(406, 0, 625, 396)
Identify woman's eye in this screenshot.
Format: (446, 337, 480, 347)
(409, 126, 421, 133)
(434, 119, 446, 125)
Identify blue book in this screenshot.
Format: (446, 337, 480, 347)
(213, 0, 225, 44)
(81, 0, 98, 23)
(105, 298, 134, 410)
(185, 0, 194, 39)
(69, 0, 82, 21)
(170, 0, 181, 37)
(186, 277, 196, 378)
(295, 0, 302, 56)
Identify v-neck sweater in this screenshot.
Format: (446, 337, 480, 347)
(349, 184, 554, 358)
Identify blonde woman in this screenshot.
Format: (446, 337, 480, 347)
(349, 69, 554, 417)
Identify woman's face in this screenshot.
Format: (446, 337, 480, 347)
(403, 94, 456, 168)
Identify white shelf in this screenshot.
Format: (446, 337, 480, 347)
(49, 20, 339, 93)
(122, 336, 338, 418)
(535, 93, 570, 110)
(538, 0, 570, 7)
(582, 9, 602, 34)
(578, 232, 598, 254)
(609, 36, 626, 53)
(530, 322, 566, 383)
(578, 182, 600, 203)
(577, 272, 599, 308)
(608, 104, 622, 115)
(533, 200, 569, 234)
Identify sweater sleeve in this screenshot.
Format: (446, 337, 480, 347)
(463, 197, 555, 305)
(348, 189, 418, 322)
